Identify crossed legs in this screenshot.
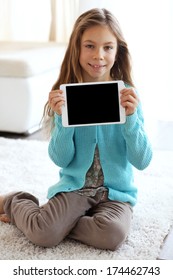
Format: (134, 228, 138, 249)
(0, 191, 132, 250)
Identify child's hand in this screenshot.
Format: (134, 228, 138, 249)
(120, 88, 139, 116)
(48, 89, 65, 115)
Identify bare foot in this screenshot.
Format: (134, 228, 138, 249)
(0, 195, 5, 214)
(0, 214, 10, 223)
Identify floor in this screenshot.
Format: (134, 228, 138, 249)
(0, 128, 173, 260)
(158, 226, 173, 260)
(0, 129, 47, 141)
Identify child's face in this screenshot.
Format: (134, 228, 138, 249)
(79, 25, 118, 82)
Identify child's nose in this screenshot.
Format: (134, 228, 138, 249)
(93, 48, 104, 60)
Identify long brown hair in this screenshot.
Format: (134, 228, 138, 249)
(43, 8, 134, 130)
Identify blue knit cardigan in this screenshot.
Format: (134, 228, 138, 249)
(47, 101, 152, 206)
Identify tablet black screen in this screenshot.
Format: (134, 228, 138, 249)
(66, 83, 120, 125)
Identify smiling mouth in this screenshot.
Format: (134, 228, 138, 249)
(89, 63, 105, 69)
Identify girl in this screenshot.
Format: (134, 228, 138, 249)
(0, 8, 152, 251)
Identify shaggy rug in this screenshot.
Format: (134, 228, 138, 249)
(0, 137, 173, 260)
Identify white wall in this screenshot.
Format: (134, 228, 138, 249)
(79, 0, 173, 122)
(0, 0, 51, 41)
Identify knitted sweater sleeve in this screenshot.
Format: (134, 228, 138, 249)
(121, 101, 153, 170)
(48, 114, 75, 167)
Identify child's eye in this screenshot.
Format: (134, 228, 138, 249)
(104, 46, 113, 51)
(85, 44, 94, 49)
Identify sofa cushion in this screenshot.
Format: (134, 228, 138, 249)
(0, 42, 66, 78)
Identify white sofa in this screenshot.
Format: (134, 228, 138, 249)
(0, 42, 66, 134)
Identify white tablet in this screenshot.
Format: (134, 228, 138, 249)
(60, 80, 126, 127)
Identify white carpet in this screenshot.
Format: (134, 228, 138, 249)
(0, 137, 173, 260)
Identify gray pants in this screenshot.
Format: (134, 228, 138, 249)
(3, 190, 133, 251)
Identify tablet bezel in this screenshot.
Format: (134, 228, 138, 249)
(60, 80, 126, 127)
